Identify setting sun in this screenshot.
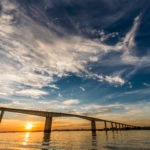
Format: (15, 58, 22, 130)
(25, 122, 33, 130)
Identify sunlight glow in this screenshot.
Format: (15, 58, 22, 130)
(25, 122, 33, 130)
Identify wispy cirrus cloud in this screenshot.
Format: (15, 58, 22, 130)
(119, 14, 141, 64)
(143, 82, 150, 87)
(105, 75, 125, 85)
(0, 0, 144, 99)
(86, 73, 125, 85)
(15, 89, 48, 98)
(62, 99, 80, 105)
(80, 87, 85, 92)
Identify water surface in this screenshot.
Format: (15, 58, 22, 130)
(0, 130, 150, 150)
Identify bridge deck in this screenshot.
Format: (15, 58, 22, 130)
(0, 107, 135, 127)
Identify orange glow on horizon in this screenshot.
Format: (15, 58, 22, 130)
(0, 119, 44, 132)
(25, 122, 33, 130)
(0, 118, 149, 132)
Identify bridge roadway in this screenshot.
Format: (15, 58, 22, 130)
(0, 107, 138, 135)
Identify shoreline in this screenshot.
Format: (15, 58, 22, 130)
(1, 127, 150, 133)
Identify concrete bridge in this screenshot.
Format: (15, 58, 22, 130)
(0, 107, 138, 135)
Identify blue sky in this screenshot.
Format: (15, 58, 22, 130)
(0, 0, 150, 126)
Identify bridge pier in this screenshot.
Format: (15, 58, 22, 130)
(0, 110, 4, 123)
(111, 122, 114, 130)
(104, 121, 107, 131)
(91, 120, 96, 136)
(44, 117, 52, 133)
(115, 123, 118, 130)
(42, 132, 51, 148)
(124, 124, 126, 129)
(122, 124, 125, 129)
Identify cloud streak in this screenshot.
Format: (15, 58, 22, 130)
(0, 0, 144, 99)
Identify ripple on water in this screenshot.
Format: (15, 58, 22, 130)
(0, 131, 150, 150)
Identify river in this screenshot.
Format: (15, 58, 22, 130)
(0, 130, 149, 150)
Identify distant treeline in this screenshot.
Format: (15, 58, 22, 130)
(139, 126, 150, 130)
(1, 126, 150, 133)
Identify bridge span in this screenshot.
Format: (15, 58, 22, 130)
(0, 107, 138, 135)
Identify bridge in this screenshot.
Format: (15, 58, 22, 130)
(0, 107, 138, 135)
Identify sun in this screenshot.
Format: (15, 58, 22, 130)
(25, 122, 33, 130)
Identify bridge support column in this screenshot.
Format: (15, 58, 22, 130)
(104, 121, 107, 131)
(111, 122, 114, 130)
(0, 110, 4, 123)
(124, 124, 127, 129)
(91, 120, 96, 136)
(115, 123, 117, 130)
(44, 117, 52, 133)
(122, 124, 124, 129)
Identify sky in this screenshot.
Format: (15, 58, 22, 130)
(0, 0, 150, 130)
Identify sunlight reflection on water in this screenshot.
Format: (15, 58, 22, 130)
(0, 130, 150, 150)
